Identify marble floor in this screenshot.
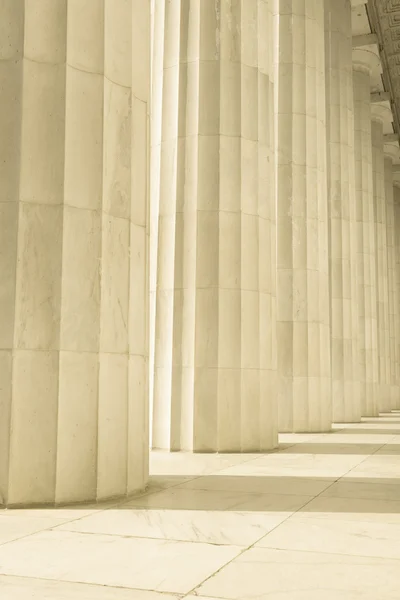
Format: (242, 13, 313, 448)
(1, 413, 400, 599)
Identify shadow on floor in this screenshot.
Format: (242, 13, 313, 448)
(331, 428, 400, 435)
(279, 443, 400, 454)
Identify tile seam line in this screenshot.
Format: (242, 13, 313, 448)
(184, 422, 396, 596)
(137, 450, 285, 501)
(162, 427, 349, 497)
(0, 453, 270, 542)
(0, 499, 126, 549)
(0, 573, 182, 597)
(251, 544, 400, 562)
(41, 528, 256, 547)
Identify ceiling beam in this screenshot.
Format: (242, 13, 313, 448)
(352, 33, 378, 48)
(384, 133, 398, 143)
(370, 91, 390, 103)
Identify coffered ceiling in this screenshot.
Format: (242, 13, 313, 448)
(351, 0, 400, 174)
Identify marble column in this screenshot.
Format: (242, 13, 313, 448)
(384, 149, 400, 410)
(352, 55, 379, 417)
(371, 105, 392, 412)
(276, 0, 331, 432)
(0, 0, 150, 506)
(325, 0, 360, 423)
(152, 0, 278, 451)
(394, 183, 400, 409)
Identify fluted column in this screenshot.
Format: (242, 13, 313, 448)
(0, 0, 150, 506)
(384, 149, 400, 409)
(394, 183, 400, 409)
(352, 55, 379, 417)
(152, 0, 278, 451)
(371, 106, 392, 412)
(325, 0, 360, 423)
(276, 0, 331, 432)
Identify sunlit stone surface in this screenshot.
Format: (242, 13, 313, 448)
(352, 55, 380, 417)
(0, 0, 150, 506)
(326, 0, 360, 423)
(2, 0, 400, 519)
(151, 0, 278, 452)
(276, 0, 331, 433)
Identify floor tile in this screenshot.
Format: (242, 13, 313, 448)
(0, 530, 241, 594)
(295, 495, 400, 523)
(0, 503, 126, 546)
(123, 487, 251, 510)
(2, 412, 400, 599)
(0, 576, 179, 599)
(0, 515, 65, 545)
(321, 479, 400, 501)
(150, 451, 259, 477)
(145, 474, 195, 491)
(246, 451, 366, 477)
(176, 470, 333, 497)
(55, 489, 311, 547)
(256, 515, 400, 559)
(281, 441, 386, 454)
(195, 547, 400, 600)
(343, 455, 400, 480)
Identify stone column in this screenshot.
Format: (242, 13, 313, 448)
(325, 0, 360, 423)
(0, 0, 150, 506)
(394, 183, 400, 409)
(371, 105, 392, 413)
(276, 0, 331, 432)
(384, 149, 400, 410)
(352, 54, 379, 417)
(152, 0, 278, 451)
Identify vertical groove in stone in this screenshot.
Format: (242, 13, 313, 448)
(0, 0, 150, 507)
(353, 63, 379, 417)
(9, 0, 68, 506)
(325, 0, 360, 423)
(149, 0, 165, 450)
(384, 156, 399, 410)
(0, 0, 25, 506)
(371, 114, 391, 412)
(152, 0, 278, 451)
(152, 0, 185, 450)
(276, 0, 331, 433)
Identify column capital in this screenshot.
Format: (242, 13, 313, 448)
(371, 102, 392, 125)
(384, 141, 400, 162)
(352, 48, 381, 75)
(393, 178, 400, 205)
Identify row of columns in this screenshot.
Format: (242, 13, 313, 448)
(151, 0, 278, 452)
(151, 0, 400, 450)
(1, 0, 400, 506)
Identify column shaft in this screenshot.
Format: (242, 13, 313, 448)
(353, 65, 379, 416)
(371, 116, 391, 412)
(385, 159, 400, 409)
(0, 0, 150, 506)
(394, 184, 400, 409)
(325, 0, 360, 423)
(276, 0, 331, 432)
(152, 0, 278, 451)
